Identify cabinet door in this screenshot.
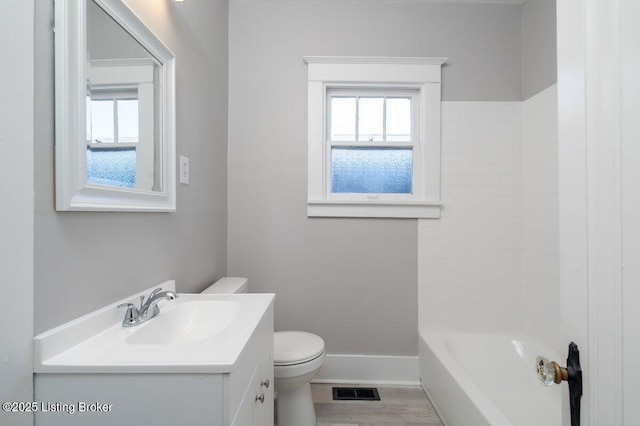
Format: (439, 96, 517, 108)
(231, 345, 274, 426)
(232, 390, 253, 426)
(253, 348, 274, 426)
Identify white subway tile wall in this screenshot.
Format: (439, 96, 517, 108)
(522, 86, 560, 352)
(419, 101, 524, 333)
(418, 90, 559, 347)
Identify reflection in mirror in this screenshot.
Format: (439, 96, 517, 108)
(55, 0, 175, 211)
(86, 0, 161, 192)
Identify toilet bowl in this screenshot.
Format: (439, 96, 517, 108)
(274, 331, 325, 426)
(202, 277, 325, 426)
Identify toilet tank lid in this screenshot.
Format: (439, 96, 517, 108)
(201, 277, 248, 294)
(274, 331, 325, 365)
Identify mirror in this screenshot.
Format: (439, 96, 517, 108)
(55, 0, 175, 211)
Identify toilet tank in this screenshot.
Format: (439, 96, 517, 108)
(201, 277, 248, 294)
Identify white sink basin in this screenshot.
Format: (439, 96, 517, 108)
(33, 282, 275, 374)
(126, 300, 240, 345)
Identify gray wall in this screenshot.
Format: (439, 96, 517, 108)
(34, 0, 229, 333)
(1, 1, 34, 424)
(228, 1, 523, 356)
(87, 0, 151, 61)
(523, 0, 557, 98)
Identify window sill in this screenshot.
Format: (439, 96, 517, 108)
(307, 200, 442, 219)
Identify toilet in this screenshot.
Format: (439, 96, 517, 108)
(202, 277, 325, 426)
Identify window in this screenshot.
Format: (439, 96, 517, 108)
(86, 88, 140, 188)
(327, 89, 417, 196)
(87, 88, 140, 144)
(304, 56, 446, 218)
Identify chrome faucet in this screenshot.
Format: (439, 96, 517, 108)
(117, 287, 179, 327)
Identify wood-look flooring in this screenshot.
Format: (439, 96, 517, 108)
(312, 384, 444, 426)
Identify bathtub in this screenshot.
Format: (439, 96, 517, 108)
(419, 332, 561, 426)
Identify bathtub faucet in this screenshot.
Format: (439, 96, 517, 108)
(117, 287, 179, 327)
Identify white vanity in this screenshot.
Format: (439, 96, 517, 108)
(33, 281, 275, 426)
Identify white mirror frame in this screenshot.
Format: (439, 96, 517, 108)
(55, 0, 176, 211)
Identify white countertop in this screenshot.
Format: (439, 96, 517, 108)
(34, 281, 274, 374)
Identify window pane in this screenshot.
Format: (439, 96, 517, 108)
(86, 147, 137, 188)
(331, 97, 356, 140)
(117, 99, 139, 143)
(358, 97, 383, 141)
(90, 99, 114, 143)
(331, 147, 413, 194)
(386, 98, 411, 141)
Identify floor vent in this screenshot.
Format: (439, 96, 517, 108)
(332, 387, 381, 401)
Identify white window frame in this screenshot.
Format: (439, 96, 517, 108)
(304, 56, 446, 218)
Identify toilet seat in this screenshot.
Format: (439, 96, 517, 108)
(274, 331, 325, 366)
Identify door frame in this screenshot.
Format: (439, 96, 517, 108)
(557, 0, 628, 424)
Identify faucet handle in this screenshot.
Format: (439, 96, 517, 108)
(117, 303, 140, 326)
(144, 287, 163, 303)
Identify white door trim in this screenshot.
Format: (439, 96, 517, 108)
(620, 0, 640, 423)
(557, 0, 625, 424)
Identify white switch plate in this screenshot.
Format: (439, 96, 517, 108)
(179, 155, 189, 185)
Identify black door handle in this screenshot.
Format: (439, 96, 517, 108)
(536, 342, 583, 426)
(566, 342, 583, 426)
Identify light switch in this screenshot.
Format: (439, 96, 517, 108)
(179, 155, 190, 185)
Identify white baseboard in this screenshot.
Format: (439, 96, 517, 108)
(312, 354, 419, 386)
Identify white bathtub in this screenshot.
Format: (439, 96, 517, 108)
(419, 332, 561, 426)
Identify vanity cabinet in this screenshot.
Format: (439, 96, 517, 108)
(33, 290, 275, 426)
(35, 342, 274, 426)
(231, 341, 274, 426)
